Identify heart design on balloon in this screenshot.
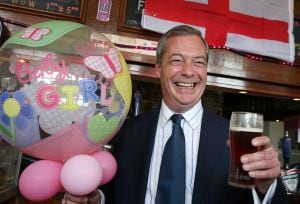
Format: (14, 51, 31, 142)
(87, 115, 121, 144)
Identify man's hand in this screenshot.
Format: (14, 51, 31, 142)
(62, 190, 101, 204)
(240, 136, 281, 194)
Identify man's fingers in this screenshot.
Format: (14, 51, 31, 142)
(241, 147, 277, 164)
(248, 165, 281, 179)
(63, 193, 88, 204)
(243, 157, 280, 173)
(62, 191, 101, 204)
(251, 136, 271, 148)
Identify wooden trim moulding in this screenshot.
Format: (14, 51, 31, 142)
(122, 50, 300, 99)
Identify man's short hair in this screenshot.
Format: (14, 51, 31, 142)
(156, 25, 209, 65)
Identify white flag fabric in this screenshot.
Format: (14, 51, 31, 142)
(142, 0, 295, 62)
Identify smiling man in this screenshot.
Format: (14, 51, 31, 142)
(63, 25, 288, 204)
(157, 32, 208, 113)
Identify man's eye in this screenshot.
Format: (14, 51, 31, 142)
(194, 61, 206, 68)
(170, 59, 183, 66)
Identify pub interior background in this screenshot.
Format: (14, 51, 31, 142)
(0, 0, 300, 203)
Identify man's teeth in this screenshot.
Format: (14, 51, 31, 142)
(176, 82, 194, 88)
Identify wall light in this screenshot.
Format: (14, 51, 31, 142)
(238, 91, 248, 94)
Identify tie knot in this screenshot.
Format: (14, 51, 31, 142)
(171, 114, 183, 125)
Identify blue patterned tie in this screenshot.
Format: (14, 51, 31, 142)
(155, 114, 186, 204)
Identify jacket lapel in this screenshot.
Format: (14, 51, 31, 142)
(131, 108, 228, 203)
(192, 109, 229, 203)
(133, 108, 160, 204)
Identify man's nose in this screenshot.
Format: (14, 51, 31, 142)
(181, 61, 194, 76)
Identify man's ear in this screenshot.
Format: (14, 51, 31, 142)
(155, 64, 161, 78)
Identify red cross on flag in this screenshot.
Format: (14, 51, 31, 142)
(142, 0, 295, 62)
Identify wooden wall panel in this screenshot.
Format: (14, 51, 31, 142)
(295, 0, 300, 18)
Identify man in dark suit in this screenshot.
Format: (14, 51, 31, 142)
(64, 25, 288, 204)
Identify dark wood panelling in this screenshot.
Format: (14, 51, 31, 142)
(295, 0, 300, 18)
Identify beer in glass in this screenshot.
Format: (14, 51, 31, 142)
(228, 112, 263, 188)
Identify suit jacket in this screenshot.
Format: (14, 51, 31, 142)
(104, 107, 289, 204)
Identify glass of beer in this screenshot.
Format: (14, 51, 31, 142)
(228, 112, 264, 188)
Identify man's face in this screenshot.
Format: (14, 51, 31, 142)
(157, 34, 208, 113)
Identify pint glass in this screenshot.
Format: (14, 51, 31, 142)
(228, 112, 264, 188)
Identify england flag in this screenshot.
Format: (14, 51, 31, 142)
(141, 0, 295, 62)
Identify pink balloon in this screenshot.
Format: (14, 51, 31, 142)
(91, 150, 117, 185)
(60, 154, 102, 195)
(19, 160, 63, 202)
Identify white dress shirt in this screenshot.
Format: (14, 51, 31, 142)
(145, 100, 203, 204)
(144, 100, 276, 204)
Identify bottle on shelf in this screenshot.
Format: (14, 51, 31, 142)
(134, 89, 142, 116)
(282, 131, 291, 170)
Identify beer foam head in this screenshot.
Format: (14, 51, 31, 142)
(230, 112, 264, 132)
(230, 127, 263, 133)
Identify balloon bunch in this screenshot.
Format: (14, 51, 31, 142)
(0, 20, 131, 202)
(19, 150, 117, 201)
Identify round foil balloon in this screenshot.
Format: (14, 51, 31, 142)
(0, 20, 132, 162)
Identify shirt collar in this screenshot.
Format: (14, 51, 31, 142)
(183, 100, 203, 129)
(159, 100, 203, 129)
